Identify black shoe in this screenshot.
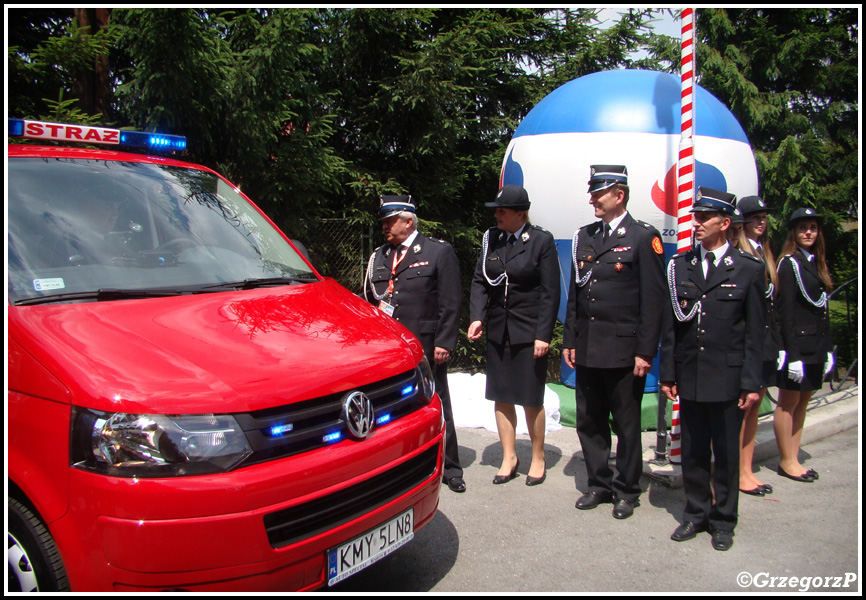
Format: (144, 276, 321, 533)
(525, 470, 546, 487)
(493, 461, 519, 485)
(711, 529, 734, 551)
(445, 476, 466, 493)
(575, 490, 613, 510)
(777, 465, 813, 483)
(671, 521, 706, 542)
(740, 486, 766, 497)
(612, 498, 639, 520)
(760, 483, 773, 494)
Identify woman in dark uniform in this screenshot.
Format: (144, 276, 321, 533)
(468, 185, 560, 486)
(774, 208, 834, 483)
(737, 196, 782, 496)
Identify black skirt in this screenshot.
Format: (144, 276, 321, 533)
(760, 360, 779, 390)
(485, 339, 548, 407)
(777, 362, 825, 392)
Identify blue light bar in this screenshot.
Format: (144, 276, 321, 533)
(119, 130, 187, 151)
(376, 413, 392, 426)
(9, 118, 24, 137)
(401, 384, 416, 397)
(323, 431, 342, 444)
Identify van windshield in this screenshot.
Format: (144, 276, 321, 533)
(8, 157, 318, 305)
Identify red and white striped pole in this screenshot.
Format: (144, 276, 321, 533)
(677, 7, 696, 253)
(670, 7, 696, 465)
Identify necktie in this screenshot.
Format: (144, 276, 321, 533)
(705, 251, 716, 281)
(602, 224, 611, 243)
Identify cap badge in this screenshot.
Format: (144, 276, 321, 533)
(724, 256, 734, 267)
(413, 244, 421, 254)
(521, 232, 530, 242)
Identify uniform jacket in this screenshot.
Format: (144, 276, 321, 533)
(470, 225, 560, 346)
(660, 245, 766, 403)
(776, 249, 832, 365)
(563, 212, 666, 368)
(755, 248, 784, 363)
(365, 232, 461, 358)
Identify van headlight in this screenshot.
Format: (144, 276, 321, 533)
(71, 408, 252, 477)
(417, 356, 436, 403)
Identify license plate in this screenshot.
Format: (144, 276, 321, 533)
(327, 508, 414, 586)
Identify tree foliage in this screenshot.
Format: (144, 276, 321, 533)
(694, 8, 859, 283)
(8, 8, 857, 283)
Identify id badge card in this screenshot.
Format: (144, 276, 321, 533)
(378, 300, 395, 317)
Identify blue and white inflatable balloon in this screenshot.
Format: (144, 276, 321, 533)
(500, 69, 758, 387)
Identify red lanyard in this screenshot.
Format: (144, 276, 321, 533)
(387, 246, 408, 295)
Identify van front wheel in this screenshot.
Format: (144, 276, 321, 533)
(8, 497, 70, 592)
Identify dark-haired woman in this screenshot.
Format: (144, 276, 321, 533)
(774, 208, 834, 483)
(468, 185, 560, 486)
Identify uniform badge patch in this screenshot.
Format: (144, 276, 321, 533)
(652, 237, 664, 255)
(614, 262, 623, 272)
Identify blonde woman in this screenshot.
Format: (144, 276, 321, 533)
(737, 196, 781, 496)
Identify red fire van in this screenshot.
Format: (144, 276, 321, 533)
(7, 119, 444, 591)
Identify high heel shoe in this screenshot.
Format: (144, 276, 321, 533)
(493, 460, 519, 484)
(525, 470, 546, 486)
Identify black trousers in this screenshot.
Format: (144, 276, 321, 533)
(574, 365, 645, 502)
(434, 360, 463, 481)
(679, 398, 745, 532)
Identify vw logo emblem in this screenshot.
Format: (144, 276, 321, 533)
(342, 391, 374, 440)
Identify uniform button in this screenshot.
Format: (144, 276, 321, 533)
(702, 294, 706, 299)
(700, 329, 705, 334)
(700, 347, 705, 352)
(591, 317, 595, 321)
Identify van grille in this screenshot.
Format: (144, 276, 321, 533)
(263, 444, 439, 548)
(235, 368, 428, 467)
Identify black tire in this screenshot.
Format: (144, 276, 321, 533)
(8, 497, 70, 592)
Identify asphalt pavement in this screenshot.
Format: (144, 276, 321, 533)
(329, 382, 861, 594)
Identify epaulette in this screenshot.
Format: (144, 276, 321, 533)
(531, 224, 550, 234)
(636, 219, 653, 229)
(672, 248, 697, 262)
(737, 249, 763, 263)
(580, 221, 603, 236)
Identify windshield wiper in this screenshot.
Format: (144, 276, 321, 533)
(13, 288, 191, 306)
(201, 276, 317, 291)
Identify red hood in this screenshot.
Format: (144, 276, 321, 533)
(8, 279, 422, 414)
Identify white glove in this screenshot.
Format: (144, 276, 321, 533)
(788, 361, 804, 383)
(777, 350, 787, 371)
(824, 352, 835, 377)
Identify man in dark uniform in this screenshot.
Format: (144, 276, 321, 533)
(660, 187, 765, 551)
(364, 195, 466, 493)
(563, 165, 666, 519)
